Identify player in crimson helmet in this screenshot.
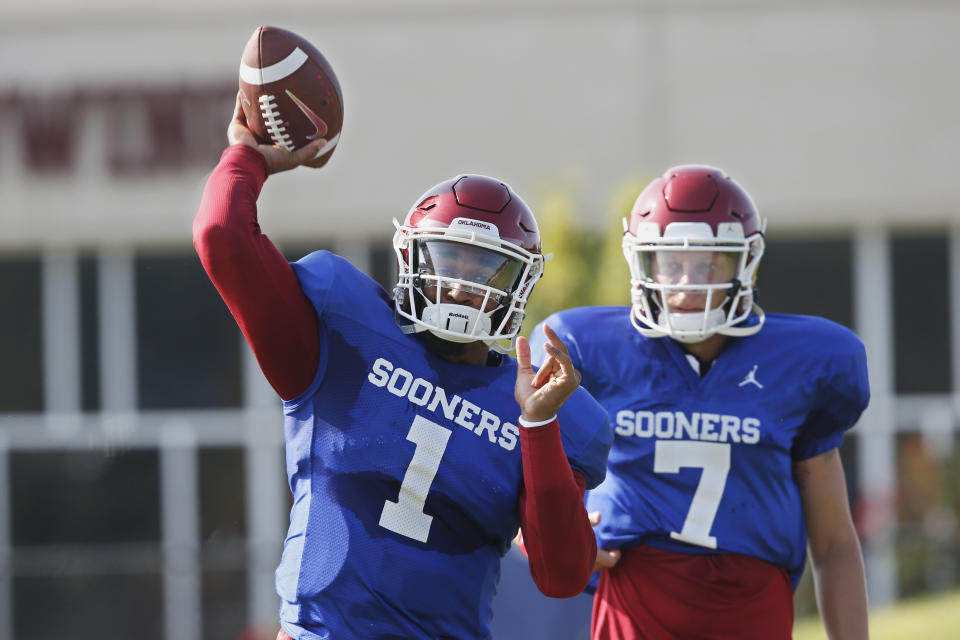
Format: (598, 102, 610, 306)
(623, 164, 766, 343)
(531, 165, 870, 640)
(193, 94, 611, 640)
(393, 174, 545, 354)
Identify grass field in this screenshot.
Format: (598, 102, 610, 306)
(792, 588, 960, 639)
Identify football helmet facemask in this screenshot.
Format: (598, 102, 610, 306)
(393, 174, 545, 353)
(623, 165, 766, 343)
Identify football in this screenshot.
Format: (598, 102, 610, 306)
(238, 25, 343, 167)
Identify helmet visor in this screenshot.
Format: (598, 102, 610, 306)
(641, 249, 740, 287)
(416, 240, 524, 299)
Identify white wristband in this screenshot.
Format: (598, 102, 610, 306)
(518, 415, 557, 429)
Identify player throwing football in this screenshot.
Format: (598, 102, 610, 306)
(531, 165, 870, 640)
(193, 95, 612, 640)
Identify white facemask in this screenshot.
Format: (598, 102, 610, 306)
(659, 308, 728, 344)
(419, 302, 493, 343)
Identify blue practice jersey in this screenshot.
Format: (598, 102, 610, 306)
(276, 251, 611, 640)
(531, 307, 869, 588)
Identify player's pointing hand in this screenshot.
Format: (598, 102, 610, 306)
(515, 324, 582, 423)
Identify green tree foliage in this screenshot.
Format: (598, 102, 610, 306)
(522, 176, 649, 336)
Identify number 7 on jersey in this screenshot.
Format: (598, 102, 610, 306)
(654, 440, 730, 549)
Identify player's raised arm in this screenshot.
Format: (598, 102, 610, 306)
(194, 26, 347, 400)
(514, 327, 598, 597)
(192, 93, 328, 400)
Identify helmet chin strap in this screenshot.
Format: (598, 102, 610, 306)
(421, 303, 493, 343)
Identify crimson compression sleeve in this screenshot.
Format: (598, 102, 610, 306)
(192, 144, 319, 400)
(517, 418, 597, 598)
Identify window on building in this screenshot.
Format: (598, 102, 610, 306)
(892, 233, 951, 394)
(0, 257, 43, 411)
(11, 449, 163, 637)
(80, 254, 101, 412)
(14, 573, 163, 640)
(757, 236, 854, 329)
(199, 447, 249, 640)
(136, 254, 242, 409)
(12, 450, 160, 544)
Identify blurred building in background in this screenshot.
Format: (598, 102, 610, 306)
(0, 1, 958, 638)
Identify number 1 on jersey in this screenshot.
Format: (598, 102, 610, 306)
(654, 440, 730, 549)
(379, 415, 452, 543)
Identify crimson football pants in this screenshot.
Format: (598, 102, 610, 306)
(592, 545, 793, 640)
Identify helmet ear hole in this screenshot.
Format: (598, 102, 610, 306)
(489, 305, 514, 334)
(724, 279, 746, 315)
(725, 279, 742, 302)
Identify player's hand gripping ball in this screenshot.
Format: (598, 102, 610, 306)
(238, 25, 343, 168)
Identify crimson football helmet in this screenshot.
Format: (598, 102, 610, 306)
(622, 165, 766, 343)
(393, 174, 545, 353)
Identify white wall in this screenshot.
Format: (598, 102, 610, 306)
(0, 0, 957, 248)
